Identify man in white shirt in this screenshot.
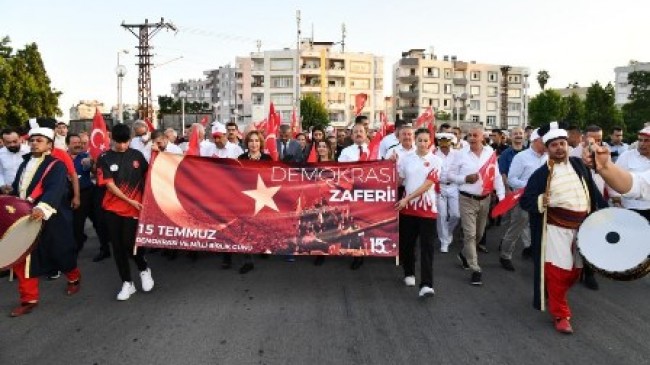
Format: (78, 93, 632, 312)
(384, 123, 415, 161)
(0, 128, 30, 193)
(608, 126, 628, 163)
(499, 129, 547, 271)
(150, 130, 183, 155)
(206, 122, 243, 159)
(164, 128, 178, 145)
(129, 120, 151, 161)
(435, 132, 460, 253)
(609, 127, 650, 221)
(379, 119, 404, 159)
(447, 125, 505, 285)
(54, 120, 68, 150)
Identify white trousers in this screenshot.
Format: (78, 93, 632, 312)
(436, 190, 460, 248)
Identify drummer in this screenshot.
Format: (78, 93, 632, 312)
(9, 127, 81, 317)
(519, 122, 607, 334)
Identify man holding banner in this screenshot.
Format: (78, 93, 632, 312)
(448, 125, 505, 285)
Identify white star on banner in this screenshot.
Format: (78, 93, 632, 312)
(242, 174, 281, 216)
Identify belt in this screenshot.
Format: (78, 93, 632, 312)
(460, 191, 489, 201)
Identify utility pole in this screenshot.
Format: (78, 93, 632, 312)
(500, 65, 511, 130)
(121, 18, 177, 122)
(295, 10, 302, 123)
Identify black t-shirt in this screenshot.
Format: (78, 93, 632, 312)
(238, 153, 273, 161)
(97, 148, 148, 217)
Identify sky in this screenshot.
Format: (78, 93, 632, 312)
(2, 0, 649, 120)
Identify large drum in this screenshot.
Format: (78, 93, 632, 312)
(0, 195, 43, 270)
(577, 207, 650, 281)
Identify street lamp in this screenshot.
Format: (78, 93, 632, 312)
(179, 90, 187, 132)
(116, 49, 129, 123)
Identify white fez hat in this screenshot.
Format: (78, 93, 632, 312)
(28, 127, 55, 141)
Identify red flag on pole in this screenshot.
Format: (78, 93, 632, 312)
(307, 143, 317, 162)
(490, 188, 524, 218)
(478, 152, 498, 195)
(290, 107, 301, 138)
(414, 106, 434, 128)
(265, 103, 280, 161)
(144, 117, 155, 132)
(354, 93, 368, 116)
(186, 126, 201, 156)
(199, 116, 209, 127)
(89, 108, 110, 160)
(368, 112, 390, 160)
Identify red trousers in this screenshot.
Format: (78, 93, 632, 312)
(545, 263, 581, 319)
(12, 259, 81, 303)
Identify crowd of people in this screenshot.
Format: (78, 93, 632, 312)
(1, 114, 649, 336)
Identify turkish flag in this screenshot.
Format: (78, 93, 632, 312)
(89, 107, 110, 160)
(354, 93, 368, 116)
(478, 152, 498, 195)
(368, 112, 389, 160)
(185, 126, 201, 156)
(290, 107, 301, 138)
(490, 188, 524, 218)
(265, 103, 280, 161)
(415, 106, 434, 128)
(144, 117, 155, 132)
(199, 116, 209, 127)
(307, 143, 317, 162)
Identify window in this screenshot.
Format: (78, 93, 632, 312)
(508, 74, 521, 84)
(454, 70, 465, 79)
(422, 83, 440, 94)
(425, 67, 439, 78)
(488, 71, 498, 82)
(270, 58, 293, 71)
(470, 86, 480, 97)
(444, 68, 452, 79)
(470, 71, 481, 81)
(270, 93, 293, 105)
(252, 94, 264, 105)
(471, 115, 480, 123)
(487, 86, 498, 97)
(350, 61, 370, 73)
(508, 88, 522, 98)
(271, 76, 293, 88)
(443, 99, 452, 108)
(350, 78, 370, 89)
(508, 116, 520, 126)
(444, 84, 452, 94)
(470, 100, 480, 111)
(508, 103, 521, 112)
(487, 101, 498, 111)
(431, 99, 440, 108)
(487, 116, 497, 125)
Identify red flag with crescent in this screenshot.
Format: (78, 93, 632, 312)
(354, 93, 368, 116)
(368, 112, 389, 160)
(89, 107, 110, 160)
(199, 116, 209, 127)
(291, 107, 301, 138)
(144, 117, 155, 132)
(490, 188, 524, 218)
(478, 152, 498, 195)
(265, 103, 280, 161)
(185, 126, 201, 156)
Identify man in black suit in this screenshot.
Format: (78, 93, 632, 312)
(277, 124, 302, 162)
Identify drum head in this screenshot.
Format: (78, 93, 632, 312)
(0, 216, 43, 270)
(578, 208, 650, 274)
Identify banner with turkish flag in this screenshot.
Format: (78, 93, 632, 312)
(135, 153, 398, 257)
(478, 152, 498, 195)
(354, 93, 368, 116)
(89, 108, 110, 160)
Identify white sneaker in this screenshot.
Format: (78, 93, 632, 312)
(418, 286, 435, 298)
(404, 276, 416, 287)
(440, 245, 449, 253)
(140, 268, 154, 292)
(117, 282, 136, 301)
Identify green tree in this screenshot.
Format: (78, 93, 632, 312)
(0, 37, 61, 128)
(528, 89, 565, 126)
(584, 82, 623, 133)
(300, 94, 329, 130)
(537, 70, 550, 90)
(435, 110, 451, 121)
(622, 70, 650, 138)
(562, 92, 586, 128)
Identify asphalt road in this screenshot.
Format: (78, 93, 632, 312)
(1, 224, 649, 365)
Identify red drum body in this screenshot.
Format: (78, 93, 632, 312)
(0, 196, 43, 270)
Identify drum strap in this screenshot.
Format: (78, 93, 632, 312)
(27, 160, 59, 203)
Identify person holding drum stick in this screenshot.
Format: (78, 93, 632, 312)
(9, 127, 82, 317)
(520, 122, 607, 334)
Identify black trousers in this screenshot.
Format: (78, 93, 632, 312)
(105, 211, 147, 282)
(72, 188, 93, 251)
(399, 214, 436, 288)
(90, 186, 111, 254)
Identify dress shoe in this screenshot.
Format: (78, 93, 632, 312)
(0, 270, 9, 278)
(457, 253, 470, 270)
(582, 272, 599, 291)
(313, 256, 325, 266)
(92, 251, 111, 262)
(239, 263, 254, 274)
(10, 302, 38, 317)
(499, 258, 515, 272)
(47, 271, 61, 280)
(477, 244, 489, 253)
(554, 318, 574, 334)
(470, 271, 483, 286)
(350, 257, 364, 270)
(66, 280, 81, 296)
(521, 247, 532, 260)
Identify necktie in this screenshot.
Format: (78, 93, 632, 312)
(359, 145, 368, 161)
(281, 141, 287, 159)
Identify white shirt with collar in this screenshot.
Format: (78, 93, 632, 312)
(54, 134, 67, 150)
(130, 134, 151, 161)
(209, 142, 244, 159)
(338, 143, 371, 162)
(0, 144, 30, 186)
(435, 148, 460, 194)
(384, 143, 415, 162)
(610, 149, 650, 210)
(379, 133, 399, 159)
(164, 143, 183, 155)
(448, 145, 505, 200)
(507, 148, 547, 190)
(624, 170, 650, 201)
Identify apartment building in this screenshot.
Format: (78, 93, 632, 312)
(614, 60, 650, 106)
(248, 40, 384, 128)
(393, 49, 530, 129)
(170, 78, 212, 104)
(69, 100, 107, 120)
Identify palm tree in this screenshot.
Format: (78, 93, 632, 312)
(537, 70, 550, 90)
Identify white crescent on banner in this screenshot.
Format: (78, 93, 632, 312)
(150, 153, 233, 230)
(90, 129, 105, 150)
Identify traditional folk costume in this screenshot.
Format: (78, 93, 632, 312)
(520, 122, 607, 333)
(10, 127, 80, 317)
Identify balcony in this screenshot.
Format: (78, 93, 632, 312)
(328, 67, 346, 77)
(399, 105, 420, 115)
(398, 75, 419, 83)
(453, 78, 468, 86)
(327, 102, 346, 110)
(453, 61, 468, 71)
(399, 58, 419, 66)
(398, 89, 419, 99)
